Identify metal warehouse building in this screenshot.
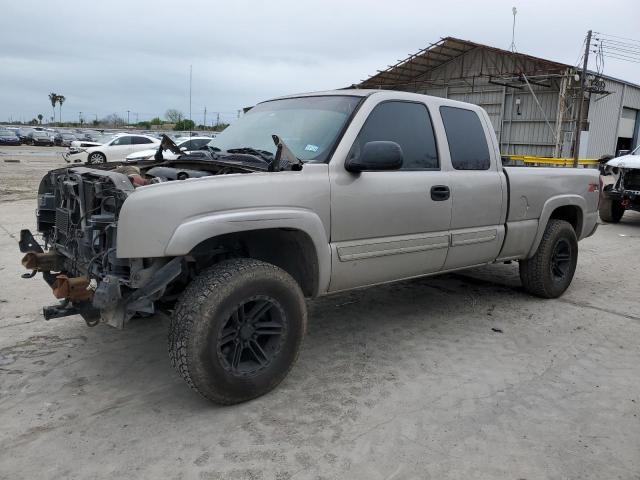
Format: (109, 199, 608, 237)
(357, 37, 640, 159)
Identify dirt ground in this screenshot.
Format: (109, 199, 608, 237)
(1, 146, 639, 480)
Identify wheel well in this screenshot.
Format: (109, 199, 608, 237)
(190, 228, 319, 297)
(549, 205, 582, 234)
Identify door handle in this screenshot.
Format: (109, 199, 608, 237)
(430, 185, 450, 201)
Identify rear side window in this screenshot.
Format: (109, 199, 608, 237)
(440, 106, 491, 170)
(191, 139, 209, 149)
(353, 101, 439, 170)
(132, 136, 153, 144)
(112, 136, 132, 146)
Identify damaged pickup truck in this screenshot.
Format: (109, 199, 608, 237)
(20, 90, 600, 404)
(599, 144, 640, 223)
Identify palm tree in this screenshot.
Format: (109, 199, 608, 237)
(37, 114, 43, 125)
(57, 95, 65, 124)
(49, 93, 58, 124)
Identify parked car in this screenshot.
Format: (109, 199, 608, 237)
(0, 129, 21, 145)
(69, 134, 113, 150)
(78, 134, 160, 164)
(81, 131, 103, 141)
(28, 130, 54, 146)
(5, 127, 20, 137)
(17, 128, 34, 144)
(54, 132, 78, 147)
(599, 144, 640, 222)
(18, 90, 599, 404)
(125, 136, 211, 161)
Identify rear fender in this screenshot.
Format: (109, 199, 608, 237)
(527, 195, 586, 258)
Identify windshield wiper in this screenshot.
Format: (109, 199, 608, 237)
(270, 135, 303, 171)
(225, 147, 273, 162)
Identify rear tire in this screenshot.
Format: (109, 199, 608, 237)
(87, 152, 106, 164)
(599, 197, 624, 223)
(168, 258, 307, 405)
(519, 219, 578, 298)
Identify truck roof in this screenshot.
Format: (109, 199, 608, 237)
(268, 89, 486, 112)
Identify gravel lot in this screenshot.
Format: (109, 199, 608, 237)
(1, 146, 639, 479)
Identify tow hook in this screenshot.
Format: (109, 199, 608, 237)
(51, 275, 94, 302)
(21, 251, 64, 272)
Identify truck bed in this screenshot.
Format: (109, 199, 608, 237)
(503, 166, 599, 237)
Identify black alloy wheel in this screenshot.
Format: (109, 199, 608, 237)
(217, 295, 287, 376)
(550, 238, 572, 282)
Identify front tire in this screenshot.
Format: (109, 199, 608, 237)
(87, 152, 106, 164)
(168, 258, 307, 405)
(599, 197, 624, 223)
(519, 219, 578, 298)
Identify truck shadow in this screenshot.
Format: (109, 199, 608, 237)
(14, 262, 528, 415)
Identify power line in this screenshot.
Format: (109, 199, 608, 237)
(599, 49, 640, 61)
(596, 42, 640, 56)
(597, 39, 640, 52)
(601, 54, 640, 64)
(594, 31, 640, 45)
(574, 37, 587, 67)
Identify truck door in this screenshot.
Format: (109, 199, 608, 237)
(438, 106, 506, 270)
(328, 100, 452, 292)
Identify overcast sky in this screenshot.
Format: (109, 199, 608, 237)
(2, 0, 639, 124)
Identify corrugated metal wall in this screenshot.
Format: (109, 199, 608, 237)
(388, 46, 640, 158)
(586, 80, 640, 157)
(399, 48, 576, 157)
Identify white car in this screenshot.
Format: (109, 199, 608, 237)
(83, 134, 160, 164)
(125, 136, 211, 162)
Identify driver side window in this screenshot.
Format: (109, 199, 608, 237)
(351, 101, 439, 170)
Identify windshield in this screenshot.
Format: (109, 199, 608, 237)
(96, 134, 115, 144)
(206, 95, 361, 162)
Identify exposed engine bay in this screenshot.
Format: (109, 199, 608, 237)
(20, 139, 298, 328)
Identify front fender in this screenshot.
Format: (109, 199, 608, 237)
(527, 194, 586, 258)
(165, 207, 331, 294)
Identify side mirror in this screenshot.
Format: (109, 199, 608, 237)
(345, 141, 403, 172)
(180, 146, 187, 151)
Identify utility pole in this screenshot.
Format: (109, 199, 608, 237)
(79, 112, 82, 125)
(135, 112, 139, 124)
(573, 29, 592, 167)
(127, 110, 130, 125)
(189, 65, 193, 136)
(216, 112, 220, 128)
(203, 106, 207, 130)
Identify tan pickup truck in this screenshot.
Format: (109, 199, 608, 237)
(20, 89, 599, 404)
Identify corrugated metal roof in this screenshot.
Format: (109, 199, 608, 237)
(359, 37, 572, 89)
